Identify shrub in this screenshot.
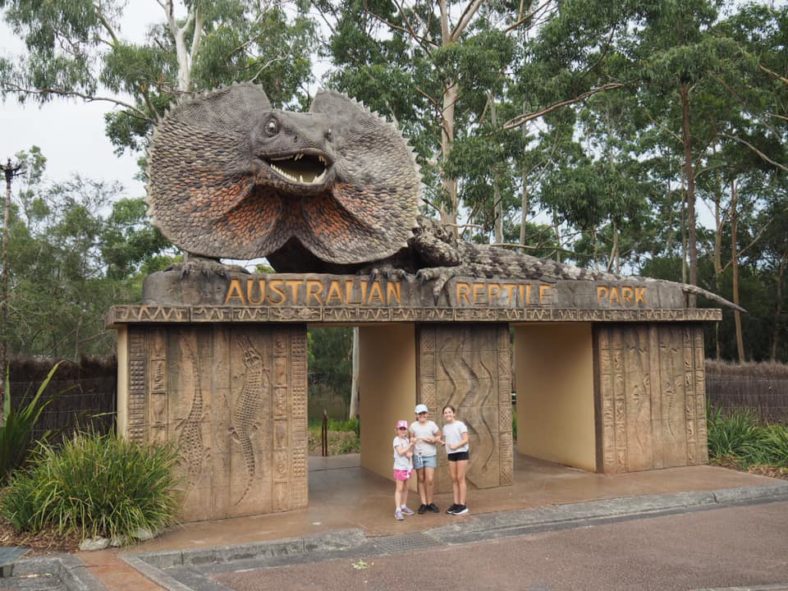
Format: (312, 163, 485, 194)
(707, 408, 761, 459)
(748, 425, 788, 468)
(0, 362, 60, 483)
(1, 433, 181, 542)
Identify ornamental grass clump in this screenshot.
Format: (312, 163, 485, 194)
(707, 408, 788, 472)
(707, 408, 762, 460)
(1, 433, 181, 543)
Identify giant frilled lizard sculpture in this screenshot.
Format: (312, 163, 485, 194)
(148, 83, 741, 310)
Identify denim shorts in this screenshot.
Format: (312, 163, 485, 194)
(413, 454, 438, 469)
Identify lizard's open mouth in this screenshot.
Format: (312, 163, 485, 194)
(266, 151, 330, 186)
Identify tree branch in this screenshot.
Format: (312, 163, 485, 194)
(1, 83, 152, 121)
(721, 133, 788, 173)
(721, 220, 772, 274)
(759, 63, 788, 85)
(504, 0, 553, 34)
(91, 1, 120, 46)
(503, 82, 624, 129)
(189, 5, 204, 65)
(452, 0, 485, 41)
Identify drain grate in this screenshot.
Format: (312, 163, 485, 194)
(372, 532, 443, 554)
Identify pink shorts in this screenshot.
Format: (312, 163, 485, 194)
(393, 469, 411, 481)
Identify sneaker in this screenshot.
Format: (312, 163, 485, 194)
(400, 505, 415, 516)
(446, 504, 459, 514)
(453, 505, 469, 515)
(395, 509, 404, 521)
(427, 503, 440, 513)
(417, 504, 428, 515)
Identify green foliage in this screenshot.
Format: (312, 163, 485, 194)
(307, 419, 360, 455)
(0, 362, 60, 483)
(0, 433, 181, 542)
(1, 0, 785, 362)
(707, 407, 761, 459)
(4, 149, 173, 358)
(308, 328, 353, 406)
(328, 417, 359, 435)
(707, 408, 788, 469)
(1, 0, 318, 153)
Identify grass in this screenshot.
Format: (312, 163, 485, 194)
(308, 416, 360, 455)
(0, 432, 181, 543)
(707, 408, 788, 476)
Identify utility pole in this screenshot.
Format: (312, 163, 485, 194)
(0, 158, 25, 424)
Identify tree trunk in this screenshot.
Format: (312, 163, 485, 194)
(441, 81, 459, 230)
(770, 254, 785, 361)
(349, 327, 360, 419)
(552, 212, 562, 263)
(519, 102, 529, 246)
(712, 177, 723, 360)
(679, 82, 698, 305)
(489, 92, 503, 244)
(730, 179, 745, 362)
(0, 165, 11, 424)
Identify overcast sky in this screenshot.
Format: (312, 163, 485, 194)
(0, 2, 163, 197)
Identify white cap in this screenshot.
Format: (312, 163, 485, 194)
(414, 404, 429, 414)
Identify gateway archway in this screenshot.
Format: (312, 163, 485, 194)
(110, 272, 716, 522)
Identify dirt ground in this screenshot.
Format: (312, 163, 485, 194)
(0, 515, 80, 555)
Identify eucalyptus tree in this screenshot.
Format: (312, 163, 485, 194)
(2, 148, 167, 358)
(316, 0, 636, 234)
(0, 0, 318, 154)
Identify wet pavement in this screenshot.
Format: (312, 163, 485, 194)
(215, 501, 788, 591)
(5, 454, 788, 591)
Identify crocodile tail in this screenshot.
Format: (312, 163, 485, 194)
(235, 434, 256, 505)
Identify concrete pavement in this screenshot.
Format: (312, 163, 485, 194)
(6, 454, 788, 591)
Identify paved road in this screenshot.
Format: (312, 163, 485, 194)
(215, 501, 788, 591)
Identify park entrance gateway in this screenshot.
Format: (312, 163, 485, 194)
(108, 271, 718, 521)
(109, 82, 724, 521)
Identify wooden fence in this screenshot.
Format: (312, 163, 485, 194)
(8, 357, 117, 441)
(705, 360, 788, 423)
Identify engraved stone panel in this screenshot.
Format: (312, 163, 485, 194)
(595, 324, 708, 474)
(417, 324, 512, 493)
(119, 324, 307, 521)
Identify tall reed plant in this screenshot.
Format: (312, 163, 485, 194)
(1, 433, 181, 542)
(0, 362, 60, 483)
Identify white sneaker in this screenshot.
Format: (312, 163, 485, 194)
(400, 505, 415, 516)
(395, 509, 404, 521)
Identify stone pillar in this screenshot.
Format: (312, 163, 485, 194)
(119, 324, 308, 521)
(514, 324, 596, 471)
(594, 324, 709, 473)
(358, 324, 417, 482)
(417, 324, 513, 493)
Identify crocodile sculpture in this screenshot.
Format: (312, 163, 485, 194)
(148, 83, 741, 310)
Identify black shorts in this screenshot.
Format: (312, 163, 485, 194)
(447, 451, 469, 462)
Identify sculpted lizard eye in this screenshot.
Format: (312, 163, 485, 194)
(265, 119, 279, 136)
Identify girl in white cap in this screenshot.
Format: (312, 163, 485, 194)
(392, 419, 415, 520)
(409, 404, 441, 513)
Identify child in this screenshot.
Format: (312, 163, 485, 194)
(393, 419, 415, 520)
(442, 405, 469, 515)
(409, 404, 441, 514)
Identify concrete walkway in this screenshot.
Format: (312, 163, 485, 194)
(12, 454, 788, 591)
